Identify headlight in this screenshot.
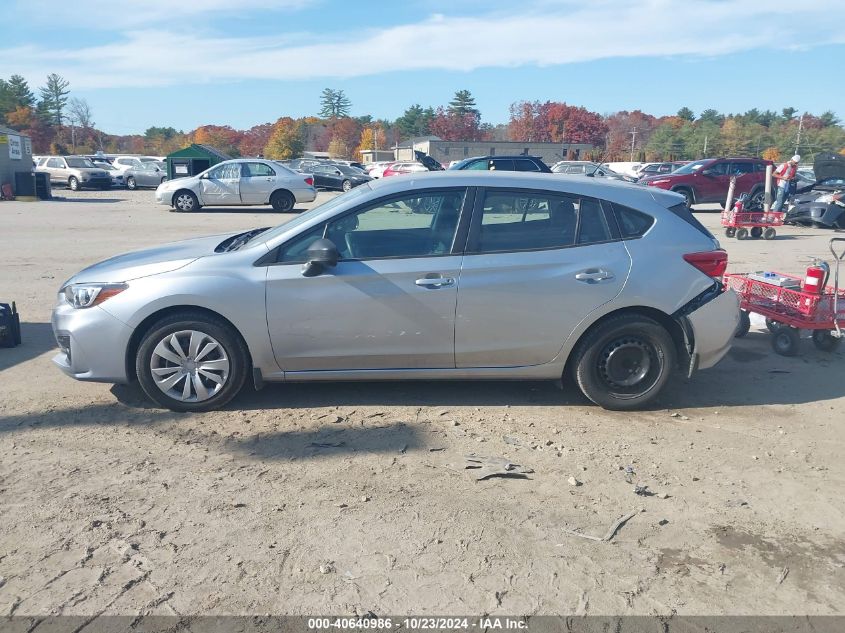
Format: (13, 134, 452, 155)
(62, 283, 128, 309)
(650, 179, 671, 185)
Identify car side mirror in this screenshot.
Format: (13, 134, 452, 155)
(302, 238, 339, 277)
(335, 170, 342, 175)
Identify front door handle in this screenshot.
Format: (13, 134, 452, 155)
(575, 269, 614, 283)
(415, 276, 455, 288)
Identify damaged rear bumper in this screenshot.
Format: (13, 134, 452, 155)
(674, 284, 740, 376)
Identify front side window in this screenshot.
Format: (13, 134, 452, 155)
(465, 160, 489, 170)
(706, 161, 731, 176)
(471, 191, 611, 253)
(278, 189, 466, 262)
(207, 163, 241, 179)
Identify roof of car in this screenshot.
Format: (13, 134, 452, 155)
(366, 170, 680, 208)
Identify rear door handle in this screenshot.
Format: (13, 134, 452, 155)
(575, 269, 614, 283)
(415, 276, 455, 288)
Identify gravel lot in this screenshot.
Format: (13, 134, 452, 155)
(1, 187, 844, 618)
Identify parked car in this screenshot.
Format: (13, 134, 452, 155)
(635, 161, 687, 180)
(448, 155, 552, 172)
(640, 157, 772, 208)
(36, 156, 112, 190)
(124, 161, 168, 190)
(154, 159, 316, 212)
(551, 161, 636, 182)
(382, 162, 430, 177)
(332, 160, 368, 171)
(365, 162, 393, 178)
(111, 156, 162, 173)
(300, 163, 372, 191)
(93, 161, 125, 188)
(53, 171, 737, 413)
(785, 152, 845, 228)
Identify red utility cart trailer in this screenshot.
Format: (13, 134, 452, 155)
(723, 238, 845, 356)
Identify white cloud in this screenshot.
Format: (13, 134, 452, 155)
(4, 0, 845, 89)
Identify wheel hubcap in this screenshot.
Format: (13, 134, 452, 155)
(598, 337, 659, 393)
(150, 330, 229, 402)
(176, 194, 193, 210)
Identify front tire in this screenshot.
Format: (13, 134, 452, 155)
(573, 314, 676, 410)
(68, 176, 79, 191)
(673, 187, 693, 209)
(126, 176, 137, 190)
(341, 179, 352, 192)
(135, 313, 249, 412)
(771, 326, 800, 356)
(173, 190, 199, 212)
(270, 190, 295, 212)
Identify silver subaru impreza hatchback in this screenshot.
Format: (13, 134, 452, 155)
(52, 171, 739, 412)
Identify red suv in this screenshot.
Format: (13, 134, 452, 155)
(641, 157, 772, 208)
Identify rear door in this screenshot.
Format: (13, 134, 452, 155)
(454, 188, 631, 368)
(240, 161, 275, 204)
(44, 157, 65, 183)
(199, 162, 241, 205)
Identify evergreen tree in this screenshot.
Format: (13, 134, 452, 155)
(448, 90, 479, 117)
(676, 107, 695, 121)
(318, 88, 351, 118)
(394, 104, 435, 138)
(39, 73, 70, 126)
(8, 75, 35, 107)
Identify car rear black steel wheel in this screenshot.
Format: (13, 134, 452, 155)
(573, 314, 675, 410)
(271, 190, 294, 212)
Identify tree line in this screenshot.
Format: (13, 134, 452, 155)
(2, 73, 843, 164)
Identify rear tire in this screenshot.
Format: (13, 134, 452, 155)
(735, 310, 751, 338)
(126, 176, 137, 190)
(573, 314, 676, 411)
(68, 176, 79, 191)
(812, 329, 841, 352)
(271, 190, 295, 212)
(771, 326, 800, 356)
(341, 179, 352, 192)
(135, 313, 249, 412)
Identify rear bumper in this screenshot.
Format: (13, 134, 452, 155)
(685, 289, 740, 371)
(294, 187, 318, 203)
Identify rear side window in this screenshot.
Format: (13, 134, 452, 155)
(514, 159, 540, 172)
(612, 203, 655, 238)
(666, 203, 714, 238)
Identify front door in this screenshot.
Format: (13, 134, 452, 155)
(199, 162, 241, 205)
(455, 188, 631, 368)
(239, 161, 275, 204)
(265, 188, 468, 371)
(696, 160, 731, 203)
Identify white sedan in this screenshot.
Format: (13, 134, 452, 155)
(155, 159, 317, 212)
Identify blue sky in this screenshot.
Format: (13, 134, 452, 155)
(2, 0, 844, 135)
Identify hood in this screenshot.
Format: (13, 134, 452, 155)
(69, 234, 228, 284)
(813, 152, 845, 183)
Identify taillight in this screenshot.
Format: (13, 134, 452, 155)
(304, 177, 314, 186)
(683, 250, 728, 278)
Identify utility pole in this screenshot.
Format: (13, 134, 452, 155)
(703, 135, 708, 158)
(794, 114, 804, 155)
(629, 127, 637, 162)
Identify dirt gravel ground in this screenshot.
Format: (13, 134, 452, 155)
(1, 187, 844, 618)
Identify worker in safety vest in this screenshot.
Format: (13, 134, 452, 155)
(771, 154, 800, 211)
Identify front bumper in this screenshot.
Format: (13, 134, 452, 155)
(686, 288, 740, 371)
(154, 188, 172, 205)
(81, 177, 112, 188)
(51, 300, 133, 383)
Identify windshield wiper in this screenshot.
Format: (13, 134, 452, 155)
(218, 227, 270, 252)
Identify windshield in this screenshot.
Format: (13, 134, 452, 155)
(245, 184, 372, 246)
(66, 157, 96, 168)
(671, 161, 709, 175)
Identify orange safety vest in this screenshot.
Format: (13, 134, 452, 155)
(774, 161, 797, 182)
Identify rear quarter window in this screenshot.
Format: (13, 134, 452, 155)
(611, 203, 655, 238)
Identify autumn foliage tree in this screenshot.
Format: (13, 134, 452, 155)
(508, 101, 607, 145)
(263, 117, 304, 159)
(355, 126, 387, 160)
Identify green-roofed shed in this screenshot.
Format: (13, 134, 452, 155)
(165, 144, 231, 180)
